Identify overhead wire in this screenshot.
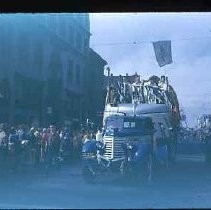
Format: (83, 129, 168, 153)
(91, 35, 211, 47)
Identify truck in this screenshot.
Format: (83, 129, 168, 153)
(81, 73, 181, 182)
(102, 73, 180, 165)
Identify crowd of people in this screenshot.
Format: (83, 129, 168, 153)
(107, 73, 181, 127)
(0, 122, 101, 174)
(107, 73, 179, 110)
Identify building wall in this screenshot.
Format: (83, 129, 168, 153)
(0, 14, 92, 126)
(85, 48, 107, 125)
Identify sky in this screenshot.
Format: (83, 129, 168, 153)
(89, 12, 211, 127)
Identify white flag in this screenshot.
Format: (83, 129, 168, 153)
(153, 40, 173, 67)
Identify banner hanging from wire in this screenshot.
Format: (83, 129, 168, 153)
(152, 40, 173, 67)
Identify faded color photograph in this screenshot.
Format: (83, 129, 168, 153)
(0, 13, 210, 209)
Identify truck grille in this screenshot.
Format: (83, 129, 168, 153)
(103, 136, 125, 159)
(103, 135, 152, 160)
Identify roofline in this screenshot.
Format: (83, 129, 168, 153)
(89, 48, 107, 65)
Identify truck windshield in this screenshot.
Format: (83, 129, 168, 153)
(105, 117, 124, 130)
(104, 116, 153, 136)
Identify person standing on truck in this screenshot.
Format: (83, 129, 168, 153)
(132, 74, 140, 102)
(117, 75, 123, 93)
(122, 76, 132, 103)
(132, 74, 145, 103)
(143, 75, 159, 103)
(117, 75, 124, 103)
(108, 85, 120, 105)
(159, 75, 168, 91)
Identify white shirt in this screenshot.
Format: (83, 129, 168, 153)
(96, 131, 103, 142)
(159, 81, 168, 91)
(0, 131, 6, 144)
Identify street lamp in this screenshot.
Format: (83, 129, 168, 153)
(47, 106, 52, 115)
(106, 66, 110, 77)
(105, 66, 111, 88)
(47, 106, 53, 124)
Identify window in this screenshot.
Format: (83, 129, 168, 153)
(58, 18, 66, 38)
(57, 18, 62, 35)
(105, 117, 124, 135)
(1, 23, 7, 56)
(0, 79, 9, 99)
(68, 25, 75, 45)
(49, 51, 61, 79)
(48, 15, 55, 27)
(33, 42, 43, 74)
(131, 122, 136, 128)
(43, 15, 48, 27)
(67, 59, 74, 84)
(84, 36, 89, 53)
(18, 33, 29, 66)
(15, 79, 23, 101)
(55, 16, 59, 34)
(123, 122, 136, 128)
(75, 64, 81, 85)
(81, 35, 86, 53)
(123, 122, 130, 128)
(80, 68, 84, 88)
(76, 32, 82, 51)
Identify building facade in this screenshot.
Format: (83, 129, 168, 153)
(0, 13, 106, 126)
(85, 48, 107, 126)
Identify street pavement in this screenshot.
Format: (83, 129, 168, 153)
(0, 152, 211, 208)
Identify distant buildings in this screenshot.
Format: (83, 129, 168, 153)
(0, 14, 107, 126)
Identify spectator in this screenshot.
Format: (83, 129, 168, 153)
(60, 127, 72, 160)
(40, 128, 49, 162)
(96, 129, 103, 142)
(47, 125, 61, 164)
(0, 123, 7, 146)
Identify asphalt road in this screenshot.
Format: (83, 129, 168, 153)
(0, 151, 211, 209)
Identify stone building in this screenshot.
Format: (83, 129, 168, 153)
(0, 13, 106, 126)
(85, 48, 107, 126)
